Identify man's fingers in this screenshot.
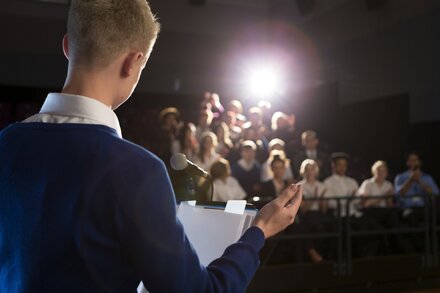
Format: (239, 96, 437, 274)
(285, 184, 303, 210)
(278, 184, 298, 206)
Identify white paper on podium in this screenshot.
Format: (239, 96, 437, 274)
(137, 200, 256, 293)
(177, 200, 256, 266)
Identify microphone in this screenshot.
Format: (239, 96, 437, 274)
(170, 153, 209, 178)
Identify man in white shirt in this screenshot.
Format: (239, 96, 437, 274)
(323, 153, 360, 217)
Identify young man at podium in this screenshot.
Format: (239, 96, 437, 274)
(0, 1, 303, 292)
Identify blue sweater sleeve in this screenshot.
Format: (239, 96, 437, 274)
(113, 155, 265, 292)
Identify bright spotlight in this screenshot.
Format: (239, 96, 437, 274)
(246, 67, 281, 99)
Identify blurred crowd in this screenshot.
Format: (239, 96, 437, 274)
(155, 91, 440, 263)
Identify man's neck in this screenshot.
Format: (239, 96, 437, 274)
(63, 67, 115, 109)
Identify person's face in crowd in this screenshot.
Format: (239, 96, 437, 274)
(228, 103, 241, 114)
(241, 147, 256, 163)
(203, 136, 213, 151)
(249, 113, 260, 126)
(304, 164, 318, 181)
(276, 116, 289, 130)
(333, 158, 348, 176)
(272, 160, 286, 180)
(164, 114, 177, 130)
(374, 165, 388, 182)
(407, 154, 421, 170)
(303, 135, 319, 151)
(243, 128, 258, 141)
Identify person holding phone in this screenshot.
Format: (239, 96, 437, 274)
(395, 151, 439, 208)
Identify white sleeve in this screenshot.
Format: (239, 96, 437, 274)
(231, 177, 247, 200)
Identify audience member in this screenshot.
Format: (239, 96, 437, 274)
(213, 122, 233, 158)
(241, 124, 269, 163)
(395, 152, 439, 208)
(231, 140, 262, 198)
(261, 140, 294, 183)
(176, 122, 198, 160)
(156, 107, 181, 164)
(293, 130, 329, 180)
(257, 100, 272, 134)
(260, 154, 290, 200)
(193, 131, 221, 172)
(210, 158, 247, 202)
(227, 99, 244, 115)
(297, 159, 327, 262)
(195, 109, 213, 142)
(271, 111, 295, 144)
(323, 153, 360, 217)
(223, 111, 242, 143)
(358, 160, 394, 208)
(298, 159, 327, 212)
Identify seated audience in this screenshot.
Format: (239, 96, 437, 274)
(358, 160, 394, 208)
(260, 154, 290, 200)
(227, 99, 244, 116)
(323, 153, 360, 217)
(156, 107, 181, 164)
(195, 109, 213, 142)
(244, 107, 266, 134)
(257, 100, 273, 136)
(223, 111, 242, 143)
(231, 140, 262, 198)
(395, 151, 439, 208)
(193, 131, 221, 172)
(214, 122, 233, 158)
(298, 159, 327, 212)
(261, 140, 294, 183)
(204, 92, 224, 120)
(293, 130, 329, 180)
(271, 111, 296, 144)
(176, 122, 198, 160)
(359, 161, 405, 254)
(241, 124, 269, 163)
(297, 159, 327, 262)
(210, 158, 247, 202)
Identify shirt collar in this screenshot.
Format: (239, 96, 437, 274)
(40, 93, 122, 137)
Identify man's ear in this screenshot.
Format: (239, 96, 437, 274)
(62, 34, 69, 60)
(121, 52, 144, 78)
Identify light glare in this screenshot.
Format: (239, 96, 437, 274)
(246, 67, 281, 99)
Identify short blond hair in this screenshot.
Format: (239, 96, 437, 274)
(300, 159, 319, 177)
(371, 160, 387, 176)
(68, 0, 160, 67)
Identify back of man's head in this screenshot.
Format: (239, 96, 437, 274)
(67, 0, 160, 68)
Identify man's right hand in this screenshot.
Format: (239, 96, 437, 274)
(251, 184, 303, 239)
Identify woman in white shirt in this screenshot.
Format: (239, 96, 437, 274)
(297, 159, 326, 262)
(210, 158, 247, 202)
(358, 160, 394, 208)
(193, 131, 221, 172)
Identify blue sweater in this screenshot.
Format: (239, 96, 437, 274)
(0, 123, 265, 293)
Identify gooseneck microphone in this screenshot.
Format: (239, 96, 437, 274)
(170, 153, 209, 178)
(170, 153, 213, 201)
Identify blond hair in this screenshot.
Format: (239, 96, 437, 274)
(371, 160, 387, 176)
(68, 0, 160, 67)
(300, 159, 319, 177)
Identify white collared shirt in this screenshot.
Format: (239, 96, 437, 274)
(324, 174, 360, 217)
(212, 176, 247, 202)
(23, 93, 122, 138)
